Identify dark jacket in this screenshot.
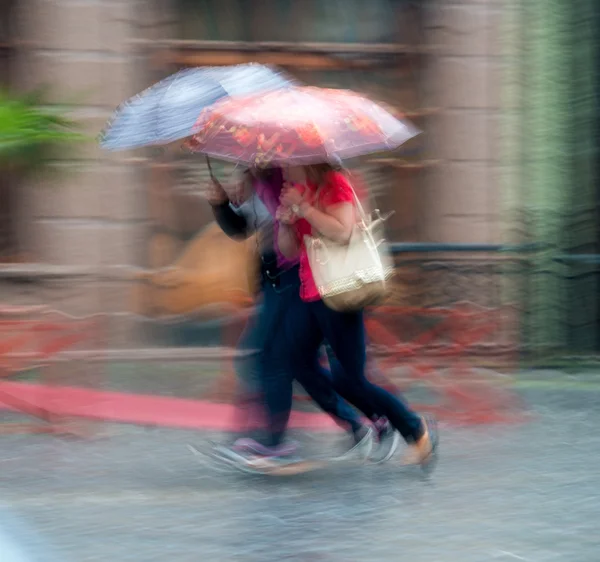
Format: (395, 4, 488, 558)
(212, 201, 251, 239)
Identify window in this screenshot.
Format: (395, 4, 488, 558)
(147, 0, 433, 242)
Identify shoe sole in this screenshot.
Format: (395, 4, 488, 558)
(188, 443, 323, 476)
(260, 460, 326, 476)
(187, 443, 241, 474)
(420, 416, 439, 475)
(188, 442, 267, 475)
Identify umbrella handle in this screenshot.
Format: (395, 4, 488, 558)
(206, 155, 215, 180)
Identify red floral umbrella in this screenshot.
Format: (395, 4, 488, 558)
(185, 86, 419, 166)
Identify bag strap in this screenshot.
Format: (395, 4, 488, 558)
(351, 185, 369, 225)
(342, 171, 369, 226)
(308, 171, 371, 243)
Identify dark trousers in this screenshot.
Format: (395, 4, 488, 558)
(235, 256, 363, 445)
(326, 348, 379, 420)
(263, 291, 423, 446)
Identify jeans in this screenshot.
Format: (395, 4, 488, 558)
(325, 347, 379, 420)
(235, 255, 363, 446)
(264, 291, 424, 446)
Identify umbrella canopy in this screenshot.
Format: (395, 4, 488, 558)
(99, 63, 298, 151)
(185, 86, 420, 166)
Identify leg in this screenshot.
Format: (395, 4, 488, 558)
(258, 288, 319, 447)
(294, 355, 364, 435)
(260, 289, 372, 452)
(232, 265, 300, 451)
(326, 346, 378, 421)
(325, 343, 401, 462)
(232, 308, 266, 436)
(257, 349, 294, 448)
(313, 301, 424, 443)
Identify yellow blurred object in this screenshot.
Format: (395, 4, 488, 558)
(131, 223, 259, 318)
(147, 232, 183, 269)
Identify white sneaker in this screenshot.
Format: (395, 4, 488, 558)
(332, 426, 374, 462)
(370, 420, 401, 464)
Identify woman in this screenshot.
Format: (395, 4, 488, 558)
(266, 163, 438, 468)
(205, 166, 389, 464)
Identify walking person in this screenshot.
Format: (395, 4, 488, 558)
(204, 166, 399, 464)
(250, 163, 438, 469)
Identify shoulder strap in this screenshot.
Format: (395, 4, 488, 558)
(343, 172, 369, 225)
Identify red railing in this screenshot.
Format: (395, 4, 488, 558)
(0, 306, 105, 435)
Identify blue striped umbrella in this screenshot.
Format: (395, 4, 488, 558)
(99, 63, 299, 151)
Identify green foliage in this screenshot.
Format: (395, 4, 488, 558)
(0, 89, 86, 172)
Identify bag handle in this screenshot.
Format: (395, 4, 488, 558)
(348, 182, 369, 227)
(308, 170, 392, 248)
(344, 171, 395, 227)
(308, 172, 372, 244)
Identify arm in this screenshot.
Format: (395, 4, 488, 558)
(280, 177, 355, 245)
(212, 201, 250, 240)
(299, 202, 354, 244)
(206, 177, 250, 240)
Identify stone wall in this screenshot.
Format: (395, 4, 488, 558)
(14, 0, 149, 268)
(3, 0, 508, 343)
(5, 0, 155, 341)
(423, 0, 504, 243)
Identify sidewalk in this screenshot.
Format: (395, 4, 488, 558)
(0, 506, 59, 562)
(1, 367, 594, 432)
(1, 388, 599, 562)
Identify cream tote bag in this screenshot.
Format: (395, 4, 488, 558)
(304, 185, 394, 312)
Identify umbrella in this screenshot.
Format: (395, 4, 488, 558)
(185, 86, 420, 167)
(99, 63, 299, 151)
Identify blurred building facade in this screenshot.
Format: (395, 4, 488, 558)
(2, 0, 514, 344)
(6, 0, 505, 258)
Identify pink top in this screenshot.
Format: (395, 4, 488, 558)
(252, 168, 298, 269)
(293, 171, 356, 302)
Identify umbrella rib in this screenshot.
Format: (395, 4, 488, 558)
(99, 64, 300, 151)
(153, 71, 185, 143)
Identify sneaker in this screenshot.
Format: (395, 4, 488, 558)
(370, 418, 401, 464)
(244, 454, 303, 473)
(401, 415, 439, 471)
(232, 437, 298, 457)
(333, 425, 374, 462)
(216, 439, 302, 474)
(212, 443, 258, 473)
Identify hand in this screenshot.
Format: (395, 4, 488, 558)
(204, 178, 228, 206)
(280, 182, 304, 208)
(276, 205, 297, 225)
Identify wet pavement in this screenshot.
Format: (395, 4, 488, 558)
(1, 388, 599, 562)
